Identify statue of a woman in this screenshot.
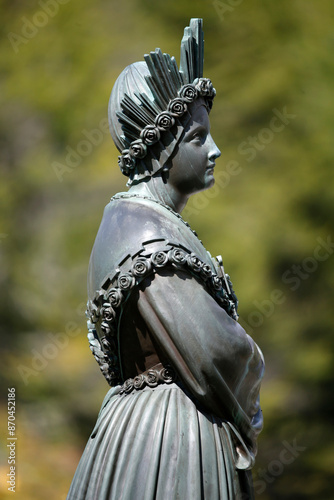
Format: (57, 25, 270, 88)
(68, 19, 264, 500)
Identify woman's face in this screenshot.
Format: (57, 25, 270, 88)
(167, 102, 221, 196)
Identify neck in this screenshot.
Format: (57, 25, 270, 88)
(127, 176, 188, 214)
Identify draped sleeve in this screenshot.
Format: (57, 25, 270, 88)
(136, 268, 264, 452)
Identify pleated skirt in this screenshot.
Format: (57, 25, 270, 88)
(67, 383, 254, 500)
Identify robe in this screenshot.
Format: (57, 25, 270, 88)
(67, 194, 264, 500)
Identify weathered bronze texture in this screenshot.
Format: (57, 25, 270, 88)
(68, 18, 264, 500)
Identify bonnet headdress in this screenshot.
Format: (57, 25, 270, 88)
(108, 18, 216, 185)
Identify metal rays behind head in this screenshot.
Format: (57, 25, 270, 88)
(108, 18, 216, 184)
(179, 18, 204, 83)
(143, 17, 204, 105)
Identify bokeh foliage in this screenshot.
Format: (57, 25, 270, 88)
(1, 0, 334, 498)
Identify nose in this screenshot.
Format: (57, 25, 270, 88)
(207, 133, 221, 161)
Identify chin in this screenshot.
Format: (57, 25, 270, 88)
(205, 174, 215, 190)
(191, 173, 215, 195)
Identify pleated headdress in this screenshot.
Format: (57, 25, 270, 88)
(108, 18, 216, 185)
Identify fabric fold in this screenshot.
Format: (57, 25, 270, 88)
(68, 384, 254, 500)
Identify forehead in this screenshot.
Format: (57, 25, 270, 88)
(184, 104, 210, 135)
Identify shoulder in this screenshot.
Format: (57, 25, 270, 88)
(101, 194, 183, 242)
(88, 194, 208, 295)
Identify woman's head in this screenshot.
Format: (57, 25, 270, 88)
(108, 19, 217, 188)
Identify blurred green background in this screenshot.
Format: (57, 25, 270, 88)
(1, 0, 334, 498)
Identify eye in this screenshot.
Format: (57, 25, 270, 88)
(191, 130, 206, 143)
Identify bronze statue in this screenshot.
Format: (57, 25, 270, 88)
(68, 19, 264, 500)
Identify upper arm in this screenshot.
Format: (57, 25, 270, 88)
(137, 268, 263, 419)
